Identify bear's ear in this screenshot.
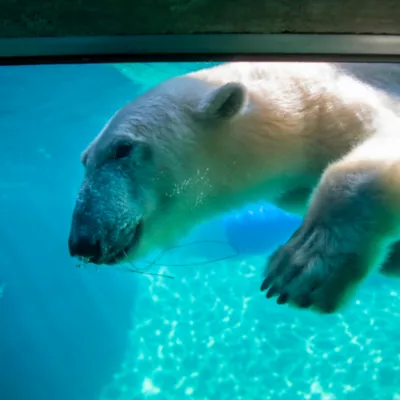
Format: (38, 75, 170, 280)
(198, 82, 247, 120)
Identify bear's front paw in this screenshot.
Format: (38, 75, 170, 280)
(260, 222, 368, 314)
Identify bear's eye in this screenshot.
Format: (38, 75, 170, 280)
(114, 143, 133, 160)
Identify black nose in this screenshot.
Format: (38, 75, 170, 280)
(68, 233, 103, 263)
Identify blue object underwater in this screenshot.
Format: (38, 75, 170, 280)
(223, 202, 302, 256)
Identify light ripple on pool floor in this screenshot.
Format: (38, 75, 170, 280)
(99, 255, 400, 400)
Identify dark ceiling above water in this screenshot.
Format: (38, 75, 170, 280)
(1, 0, 400, 38)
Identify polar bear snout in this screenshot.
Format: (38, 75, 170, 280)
(68, 204, 107, 264)
(68, 230, 103, 263)
(68, 174, 145, 265)
(68, 219, 142, 265)
(68, 208, 143, 265)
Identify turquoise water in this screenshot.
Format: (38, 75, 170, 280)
(1, 61, 400, 400)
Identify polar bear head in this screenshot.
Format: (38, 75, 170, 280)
(68, 76, 248, 265)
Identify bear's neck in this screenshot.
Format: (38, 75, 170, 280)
(189, 125, 312, 215)
(180, 150, 312, 224)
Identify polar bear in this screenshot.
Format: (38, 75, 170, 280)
(68, 62, 400, 314)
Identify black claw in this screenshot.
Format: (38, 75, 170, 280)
(266, 285, 280, 298)
(297, 297, 312, 308)
(277, 293, 289, 304)
(260, 276, 272, 291)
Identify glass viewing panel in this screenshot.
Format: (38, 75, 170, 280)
(1, 60, 400, 400)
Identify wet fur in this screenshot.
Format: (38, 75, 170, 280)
(70, 61, 400, 314)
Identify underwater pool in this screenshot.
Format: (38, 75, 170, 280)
(0, 61, 400, 400)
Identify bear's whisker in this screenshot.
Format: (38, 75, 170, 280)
(121, 240, 239, 278)
(75, 240, 239, 281)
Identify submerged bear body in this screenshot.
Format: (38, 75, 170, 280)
(69, 62, 400, 314)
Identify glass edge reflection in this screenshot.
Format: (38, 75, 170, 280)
(2, 34, 400, 65)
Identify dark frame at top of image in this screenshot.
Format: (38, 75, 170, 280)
(2, 34, 400, 65)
